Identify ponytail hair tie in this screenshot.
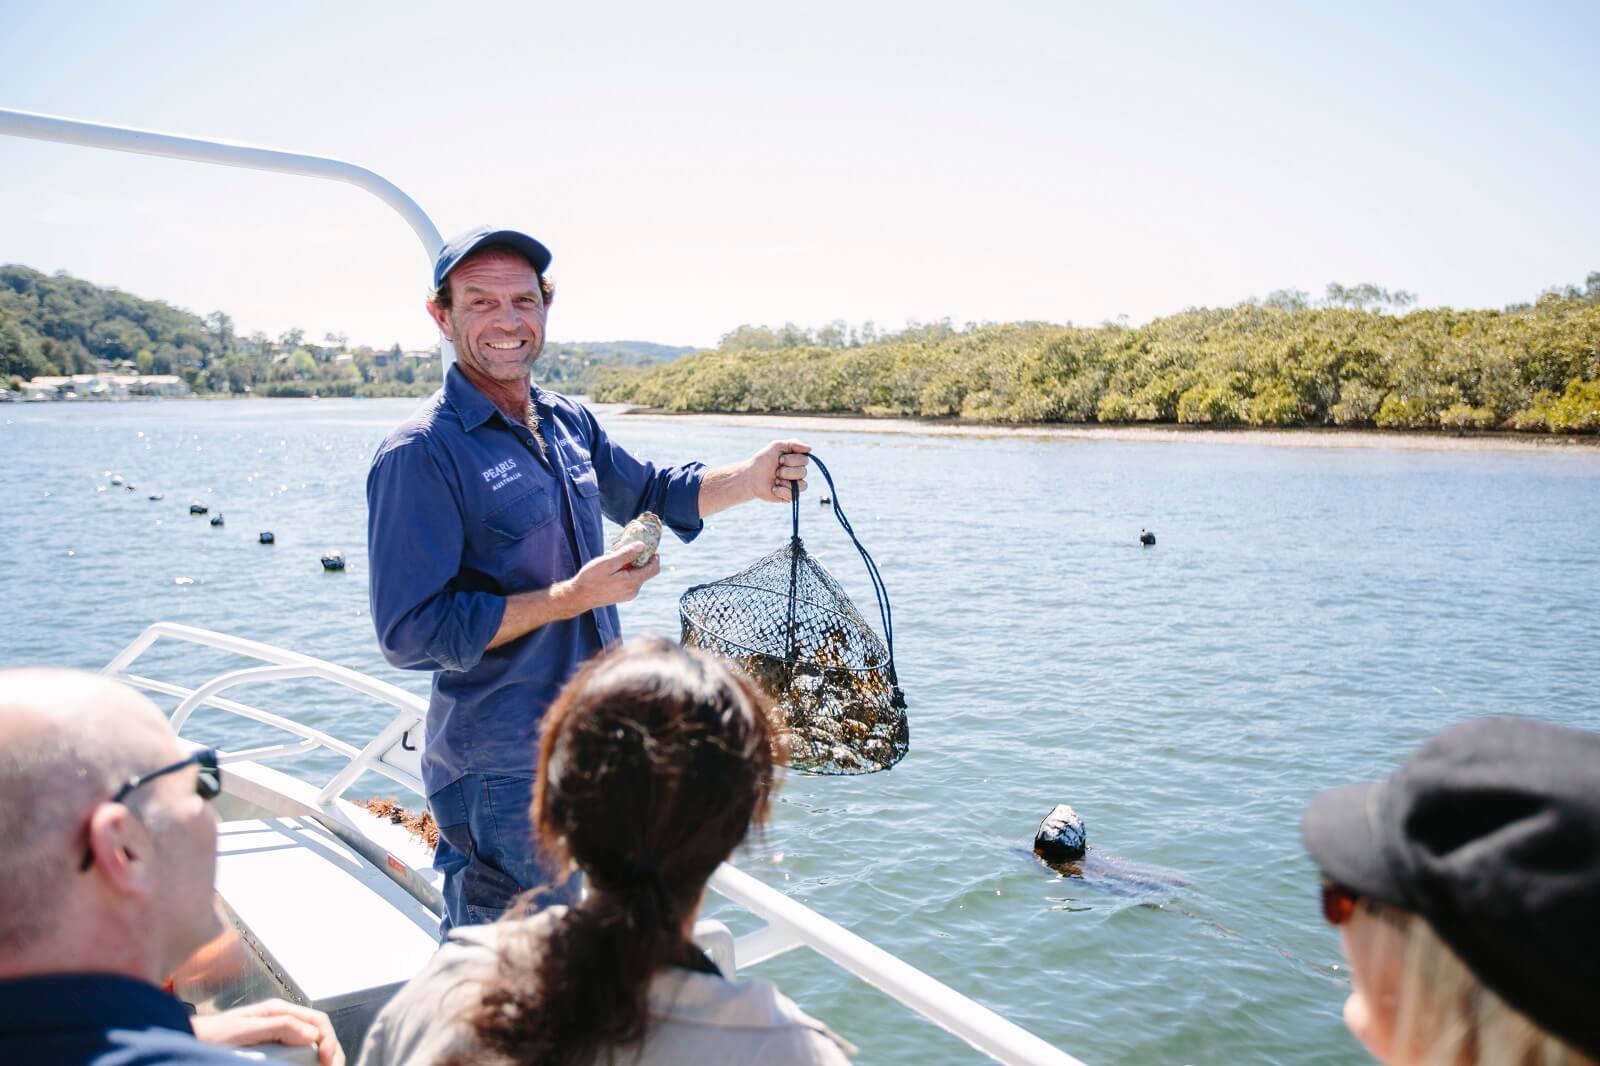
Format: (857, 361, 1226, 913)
(590, 858, 663, 896)
(621, 860, 659, 887)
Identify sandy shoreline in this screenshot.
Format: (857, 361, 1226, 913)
(611, 407, 1600, 455)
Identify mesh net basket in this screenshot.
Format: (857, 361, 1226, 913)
(680, 455, 908, 774)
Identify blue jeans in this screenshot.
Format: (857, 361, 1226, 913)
(428, 773, 579, 939)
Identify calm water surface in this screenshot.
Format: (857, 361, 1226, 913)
(4, 399, 1599, 1065)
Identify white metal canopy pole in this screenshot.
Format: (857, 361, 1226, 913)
(0, 106, 456, 370)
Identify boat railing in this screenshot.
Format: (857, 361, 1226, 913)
(0, 106, 457, 368)
(104, 621, 428, 802)
(103, 622, 1083, 1066)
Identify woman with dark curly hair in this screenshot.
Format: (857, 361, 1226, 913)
(359, 637, 852, 1066)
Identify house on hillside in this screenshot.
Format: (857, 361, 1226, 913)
(24, 373, 189, 400)
(26, 374, 120, 399)
(116, 374, 189, 397)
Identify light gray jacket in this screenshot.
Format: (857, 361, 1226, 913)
(358, 908, 853, 1066)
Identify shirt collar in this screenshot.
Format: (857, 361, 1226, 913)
(444, 365, 549, 432)
(443, 364, 499, 432)
(0, 973, 193, 1036)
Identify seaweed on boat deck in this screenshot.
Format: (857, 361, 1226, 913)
(360, 797, 439, 849)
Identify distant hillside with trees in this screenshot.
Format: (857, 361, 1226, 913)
(1, 264, 212, 380)
(592, 276, 1600, 434)
(8, 264, 1597, 431)
(537, 340, 696, 394)
(0, 265, 693, 398)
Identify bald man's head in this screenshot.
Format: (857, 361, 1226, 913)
(0, 669, 188, 956)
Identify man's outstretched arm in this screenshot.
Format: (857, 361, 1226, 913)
(698, 439, 812, 517)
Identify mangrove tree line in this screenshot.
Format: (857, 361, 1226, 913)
(592, 277, 1600, 433)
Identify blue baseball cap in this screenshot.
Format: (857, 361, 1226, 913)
(432, 226, 553, 290)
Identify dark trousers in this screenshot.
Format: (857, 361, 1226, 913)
(428, 773, 579, 939)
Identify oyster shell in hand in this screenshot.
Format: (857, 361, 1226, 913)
(611, 512, 663, 568)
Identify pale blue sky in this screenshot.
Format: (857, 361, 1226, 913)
(2, 2, 1596, 349)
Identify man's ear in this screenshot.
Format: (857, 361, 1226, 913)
(425, 299, 454, 340)
(86, 802, 158, 899)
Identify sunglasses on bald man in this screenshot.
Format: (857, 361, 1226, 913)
(79, 748, 223, 871)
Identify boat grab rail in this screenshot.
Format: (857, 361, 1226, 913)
(104, 622, 428, 800)
(710, 862, 1084, 1066)
(0, 106, 456, 369)
(101, 622, 1085, 1065)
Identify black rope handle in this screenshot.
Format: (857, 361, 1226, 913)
(786, 452, 906, 709)
(784, 472, 802, 675)
(791, 463, 802, 542)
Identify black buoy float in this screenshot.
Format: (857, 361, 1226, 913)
(190, 502, 208, 515)
(259, 531, 275, 544)
(1034, 804, 1087, 864)
(209, 514, 224, 527)
(1139, 529, 1156, 547)
(321, 550, 346, 572)
(820, 496, 831, 505)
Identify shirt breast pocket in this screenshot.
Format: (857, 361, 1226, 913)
(484, 486, 555, 540)
(568, 461, 600, 499)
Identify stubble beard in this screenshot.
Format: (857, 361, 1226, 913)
(452, 310, 543, 382)
(446, 309, 549, 456)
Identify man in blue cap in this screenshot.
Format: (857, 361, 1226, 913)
(366, 227, 810, 936)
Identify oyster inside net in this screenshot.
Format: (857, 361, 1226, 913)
(611, 512, 663, 568)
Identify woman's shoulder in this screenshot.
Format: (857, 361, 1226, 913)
(731, 977, 858, 1063)
(358, 910, 565, 1066)
(647, 969, 857, 1062)
(400, 918, 513, 988)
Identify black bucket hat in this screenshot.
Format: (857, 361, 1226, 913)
(1303, 716, 1600, 1059)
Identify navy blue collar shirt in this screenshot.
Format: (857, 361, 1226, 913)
(0, 973, 247, 1064)
(366, 367, 704, 796)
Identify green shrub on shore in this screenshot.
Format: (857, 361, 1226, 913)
(1511, 380, 1600, 433)
(594, 282, 1600, 434)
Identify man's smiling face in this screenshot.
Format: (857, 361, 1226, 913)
(429, 247, 548, 383)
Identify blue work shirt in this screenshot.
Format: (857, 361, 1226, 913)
(0, 973, 247, 1064)
(367, 366, 704, 794)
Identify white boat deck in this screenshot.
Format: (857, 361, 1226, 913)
(215, 818, 439, 1005)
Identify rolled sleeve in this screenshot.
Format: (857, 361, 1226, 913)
(584, 407, 705, 541)
(367, 438, 507, 672)
(654, 460, 706, 538)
